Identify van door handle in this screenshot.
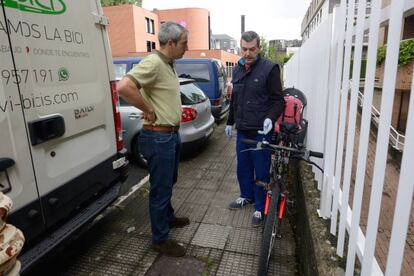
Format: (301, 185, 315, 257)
(128, 114, 141, 119)
(0, 158, 14, 172)
(28, 115, 65, 146)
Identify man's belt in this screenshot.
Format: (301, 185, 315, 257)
(143, 124, 180, 132)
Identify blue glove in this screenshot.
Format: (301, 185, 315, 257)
(258, 118, 272, 135)
(225, 125, 233, 137)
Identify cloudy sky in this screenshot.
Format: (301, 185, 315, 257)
(143, 0, 312, 41)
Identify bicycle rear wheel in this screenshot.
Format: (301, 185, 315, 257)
(257, 182, 281, 276)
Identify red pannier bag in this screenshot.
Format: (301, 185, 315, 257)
(273, 88, 308, 147)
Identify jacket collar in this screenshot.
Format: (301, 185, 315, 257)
(238, 55, 261, 70)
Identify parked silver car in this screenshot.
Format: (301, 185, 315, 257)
(119, 78, 215, 167)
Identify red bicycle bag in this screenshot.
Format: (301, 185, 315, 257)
(274, 95, 303, 133)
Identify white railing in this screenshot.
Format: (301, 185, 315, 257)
(357, 90, 406, 151)
(284, 0, 414, 275)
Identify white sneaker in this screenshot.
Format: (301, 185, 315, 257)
(252, 211, 263, 227)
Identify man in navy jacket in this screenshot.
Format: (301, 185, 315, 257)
(225, 31, 284, 226)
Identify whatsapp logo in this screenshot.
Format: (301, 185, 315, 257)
(3, 0, 67, 15)
(58, 68, 69, 81)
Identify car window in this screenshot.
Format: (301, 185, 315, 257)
(213, 61, 226, 94)
(175, 63, 210, 82)
(114, 63, 127, 80)
(180, 83, 207, 105)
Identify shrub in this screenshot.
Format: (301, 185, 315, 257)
(376, 38, 414, 66)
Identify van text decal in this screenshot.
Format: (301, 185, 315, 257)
(3, 0, 67, 15)
(0, 91, 79, 113)
(0, 18, 84, 45)
(74, 105, 95, 119)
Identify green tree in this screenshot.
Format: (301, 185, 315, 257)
(260, 37, 277, 63)
(101, 0, 142, 7)
(260, 37, 291, 66)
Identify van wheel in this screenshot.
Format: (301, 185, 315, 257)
(131, 136, 148, 169)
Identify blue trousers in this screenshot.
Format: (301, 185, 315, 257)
(236, 131, 272, 212)
(139, 129, 181, 244)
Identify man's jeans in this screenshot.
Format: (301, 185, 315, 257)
(139, 129, 181, 244)
(236, 131, 272, 212)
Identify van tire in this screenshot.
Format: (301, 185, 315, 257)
(131, 135, 148, 169)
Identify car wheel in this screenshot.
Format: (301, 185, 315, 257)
(131, 135, 148, 169)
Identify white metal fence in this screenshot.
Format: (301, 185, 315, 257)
(284, 0, 414, 275)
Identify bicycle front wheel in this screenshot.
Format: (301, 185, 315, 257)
(257, 182, 281, 276)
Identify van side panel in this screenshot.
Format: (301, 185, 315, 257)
(1, 0, 126, 246)
(2, 2, 116, 187)
(0, 6, 45, 239)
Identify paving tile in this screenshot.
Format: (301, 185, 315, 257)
(226, 227, 262, 255)
(145, 255, 206, 276)
(176, 202, 209, 222)
(216, 251, 258, 276)
(170, 222, 200, 244)
(184, 189, 215, 205)
(203, 205, 234, 225)
(191, 224, 232, 249)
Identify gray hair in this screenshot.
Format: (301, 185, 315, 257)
(158, 22, 188, 46)
(241, 31, 260, 48)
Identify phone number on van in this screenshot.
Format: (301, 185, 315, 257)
(1, 69, 54, 85)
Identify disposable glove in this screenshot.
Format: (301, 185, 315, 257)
(258, 118, 272, 135)
(225, 125, 233, 137)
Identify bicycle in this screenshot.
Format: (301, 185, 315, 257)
(241, 123, 324, 276)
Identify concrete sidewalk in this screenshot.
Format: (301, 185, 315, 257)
(32, 124, 298, 275)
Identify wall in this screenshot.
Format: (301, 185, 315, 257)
(155, 8, 210, 50)
(103, 5, 159, 57)
(104, 5, 137, 57)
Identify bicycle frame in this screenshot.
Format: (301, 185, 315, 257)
(263, 139, 291, 233)
(241, 130, 323, 276)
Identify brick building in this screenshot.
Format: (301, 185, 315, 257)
(103, 5, 240, 70)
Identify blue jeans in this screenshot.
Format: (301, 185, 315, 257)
(236, 131, 272, 212)
(139, 129, 181, 244)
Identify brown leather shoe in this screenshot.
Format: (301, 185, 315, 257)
(169, 217, 190, 228)
(152, 239, 186, 257)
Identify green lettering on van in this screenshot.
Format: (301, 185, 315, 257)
(3, 0, 67, 15)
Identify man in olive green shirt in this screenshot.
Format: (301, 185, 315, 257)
(117, 22, 189, 257)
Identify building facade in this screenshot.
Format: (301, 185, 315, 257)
(211, 34, 239, 54)
(103, 5, 240, 71)
(269, 39, 302, 56)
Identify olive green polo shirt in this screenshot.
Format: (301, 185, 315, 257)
(126, 51, 181, 126)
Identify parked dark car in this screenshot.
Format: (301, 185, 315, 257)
(174, 58, 230, 121)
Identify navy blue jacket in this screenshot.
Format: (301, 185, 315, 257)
(227, 56, 284, 132)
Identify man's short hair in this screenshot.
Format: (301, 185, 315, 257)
(241, 31, 260, 48)
(159, 22, 188, 46)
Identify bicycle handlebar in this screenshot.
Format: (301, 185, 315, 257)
(240, 138, 324, 159)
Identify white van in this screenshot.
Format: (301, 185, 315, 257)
(0, 0, 127, 272)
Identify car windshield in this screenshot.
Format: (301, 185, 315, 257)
(114, 63, 127, 80)
(175, 63, 210, 82)
(180, 83, 207, 105)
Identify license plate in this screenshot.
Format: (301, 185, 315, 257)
(0, 172, 11, 193)
(112, 157, 126, 170)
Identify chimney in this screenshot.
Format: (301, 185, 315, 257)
(241, 15, 245, 34)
